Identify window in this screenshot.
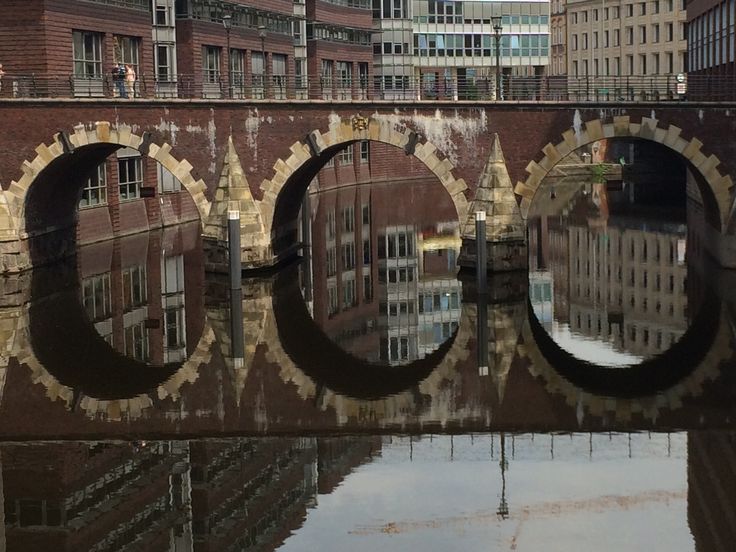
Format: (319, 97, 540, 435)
(363, 274, 372, 301)
(362, 204, 370, 224)
(338, 145, 353, 165)
(114, 35, 140, 70)
(626, 4, 634, 16)
(156, 44, 175, 81)
(639, 25, 647, 44)
(118, 154, 143, 201)
(202, 46, 221, 83)
(360, 141, 370, 162)
(230, 49, 245, 94)
(666, 22, 673, 41)
(639, 2, 646, 15)
(343, 277, 356, 307)
(653, 24, 660, 43)
(155, 1, 171, 25)
(80, 162, 107, 207)
(326, 247, 337, 276)
(72, 31, 102, 77)
(157, 163, 179, 193)
(272, 53, 287, 99)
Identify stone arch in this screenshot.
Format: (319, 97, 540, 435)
(3, 121, 211, 238)
(513, 115, 734, 231)
(258, 115, 470, 239)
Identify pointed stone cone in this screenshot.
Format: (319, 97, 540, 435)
(461, 133, 525, 242)
(203, 136, 265, 243)
(488, 301, 526, 404)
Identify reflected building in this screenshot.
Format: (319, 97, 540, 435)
(308, 142, 462, 366)
(1, 441, 192, 551)
(0, 437, 382, 552)
(566, 219, 689, 356)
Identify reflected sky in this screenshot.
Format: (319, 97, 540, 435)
(280, 433, 692, 552)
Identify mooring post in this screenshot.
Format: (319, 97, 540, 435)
(477, 291, 489, 376)
(229, 288, 245, 369)
(228, 208, 241, 291)
(475, 210, 487, 294)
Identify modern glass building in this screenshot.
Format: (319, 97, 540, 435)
(373, 0, 550, 98)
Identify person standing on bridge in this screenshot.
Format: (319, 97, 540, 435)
(112, 64, 127, 98)
(125, 64, 136, 99)
(0, 64, 5, 94)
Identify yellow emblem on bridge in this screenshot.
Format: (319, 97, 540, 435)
(352, 114, 370, 132)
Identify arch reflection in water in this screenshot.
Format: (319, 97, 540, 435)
(18, 223, 213, 421)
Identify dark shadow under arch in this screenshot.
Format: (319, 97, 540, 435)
(28, 258, 183, 401)
(526, 290, 721, 398)
(271, 264, 457, 400)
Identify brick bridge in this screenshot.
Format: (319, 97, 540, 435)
(1, 99, 735, 271)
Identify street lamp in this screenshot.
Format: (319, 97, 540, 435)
(222, 14, 232, 98)
(491, 16, 503, 100)
(258, 25, 267, 98)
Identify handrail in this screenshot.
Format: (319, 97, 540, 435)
(0, 73, 732, 102)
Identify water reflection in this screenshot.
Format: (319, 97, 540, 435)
(2, 432, 736, 551)
(0, 172, 735, 437)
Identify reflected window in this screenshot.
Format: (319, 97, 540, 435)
(326, 247, 337, 276)
(341, 242, 355, 270)
(343, 278, 356, 308)
(327, 285, 338, 315)
(122, 265, 147, 311)
(363, 274, 372, 301)
(342, 206, 354, 232)
(82, 273, 112, 321)
(124, 321, 149, 361)
(360, 141, 370, 162)
(80, 162, 107, 207)
(363, 238, 371, 264)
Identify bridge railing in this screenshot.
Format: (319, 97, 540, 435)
(0, 73, 732, 102)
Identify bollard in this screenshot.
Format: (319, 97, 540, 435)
(229, 288, 245, 369)
(477, 292, 489, 376)
(475, 210, 487, 295)
(228, 208, 241, 291)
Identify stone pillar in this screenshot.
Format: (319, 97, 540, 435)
(202, 137, 271, 273)
(458, 133, 527, 273)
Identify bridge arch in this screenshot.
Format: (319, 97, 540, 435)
(514, 115, 734, 231)
(4, 121, 211, 240)
(258, 115, 470, 254)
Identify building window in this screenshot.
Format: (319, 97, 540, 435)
(114, 35, 140, 71)
(72, 31, 102, 77)
(80, 162, 107, 207)
(202, 46, 221, 83)
(338, 145, 353, 165)
(118, 155, 143, 201)
(156, 44, 175, 81)
(272, 53, 287, 98)
(157, 163, 179, 193)
(343, 277, 356, 308)
(230, 48, 245, 95)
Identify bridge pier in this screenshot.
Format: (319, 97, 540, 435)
(458, 133, 527, 274)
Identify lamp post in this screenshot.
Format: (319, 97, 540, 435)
(222, 14, 232, 98)
(491, 16, 503, 100)
(258, 25, 267, 98)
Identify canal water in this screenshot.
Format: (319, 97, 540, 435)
(0, 153, 734, 551)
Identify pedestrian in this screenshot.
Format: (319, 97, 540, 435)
(0, 64, 5, 94)
(125, 64, 136, 99)
(112, 63, 126, 98)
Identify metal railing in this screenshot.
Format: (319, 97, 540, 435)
(0, 73, 732, 102)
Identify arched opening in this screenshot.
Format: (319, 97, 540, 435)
(11, 123, 210, 270)
(258, 117, 470, 264)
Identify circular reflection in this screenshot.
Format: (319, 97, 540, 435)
(303, 172, 462, 367)
(27, 226, 209, 407)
